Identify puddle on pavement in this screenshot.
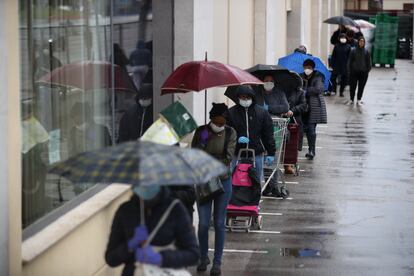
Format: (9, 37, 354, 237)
(280, 248, 321, 258)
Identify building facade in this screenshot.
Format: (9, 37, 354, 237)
(1, 0, 343, 275)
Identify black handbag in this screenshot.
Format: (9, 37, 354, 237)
(195, 177, 224, 205)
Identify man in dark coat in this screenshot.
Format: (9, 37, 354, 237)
(105, 187, 199, 276)
(330, 33, 352, 97)
(347, 37, 372, 106)
(118, 84, 153, 142)
(330, 25, 347, 45)
(255, 74, 289, 116)
(300, 59, 327, 160)
(226, 86, 276, 182)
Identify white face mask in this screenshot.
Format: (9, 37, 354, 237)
(340, 38, 347, 44)
(263, 82, 275, 92)
(210, 122, 225, 133)
(304, 69, 313, 76)
(239, 99, 252, 108)
(139, 99, 152, 107)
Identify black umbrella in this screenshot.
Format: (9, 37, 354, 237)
(324, 16, 358, 27)
(246, 64, 288, 80)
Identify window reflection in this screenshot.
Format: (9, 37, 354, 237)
(20, 0, 153, 229)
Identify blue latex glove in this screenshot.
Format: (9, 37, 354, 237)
(263, 104, 269, 111)
(135, 245, 163, 266)
(265, 156, 275, 166)
(238, 136, 249, 144)
(127, 225, 149, 251)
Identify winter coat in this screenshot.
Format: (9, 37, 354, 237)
(170, 185, 196, 220)
(118, 103, 153, 142)
(255, 87, 289, 116)
(226, 103, 276, 157)
(285, 88, 307, 150)
(191, 125, 237, 169)
(331, 43, 352, 75)
(105, 190, 199, 276)
(348, 46, 372, 74)
(301, 71, 327, 124)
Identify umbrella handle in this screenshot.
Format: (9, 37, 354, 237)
(140, 197, 145, 225)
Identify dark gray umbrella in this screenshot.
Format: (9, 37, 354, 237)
(324, 16, 358, 27)
(49, 141, 227, 186)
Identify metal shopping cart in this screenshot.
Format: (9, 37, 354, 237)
(262, 117, 290, 197)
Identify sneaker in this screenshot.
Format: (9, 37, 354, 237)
(357, 100, 364, 105)
(346, 100, 354, 106)
(210, 264, 221, 276)
(197, 257, 210, 272)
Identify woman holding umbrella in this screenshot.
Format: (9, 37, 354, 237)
(191, 103, 237, 276)
(105, 185, 200, 275)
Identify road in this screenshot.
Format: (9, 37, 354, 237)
(195, 59, 414, 276)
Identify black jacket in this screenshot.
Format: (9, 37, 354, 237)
(105, 190, 199, 276)
(348, 46, 372, 73)
(255, 87, 289, 116)
(118, 103, 153, 142)
(226, 104, 275, 156)
(331, 43, 352, 75)
(301, 71, 327, 124)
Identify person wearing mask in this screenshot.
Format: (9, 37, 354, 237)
(281, 81, 307, 174)
(330, 25, 347, 45)
(300, 59, 327, 161)
(118, 84, 153, 142)
(226, 86, 276, 182)
(255, 75, 289, 116)
(330, 33, 352, 97)
(191, 103, 237, 276)
(105, 186, 199, 276)
(130, 40, 152, 89)
(347, 37, 372, 106)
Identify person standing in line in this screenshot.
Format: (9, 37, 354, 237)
(330, 33, 352, 97)
(300, 59, 327, 161)
(226, 86, 276, 182)
(118, 84, 153, 142)
(191, 103, 237, 276)
(330, 25, 347, 45)
(255, 74, 290, 116)
(347, 37, 372, 106)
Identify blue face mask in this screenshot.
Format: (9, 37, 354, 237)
(133, 185, 161, 200)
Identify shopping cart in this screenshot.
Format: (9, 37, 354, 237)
(262, 117, 290, 196)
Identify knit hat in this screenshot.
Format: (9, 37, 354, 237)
(209, 103, 228, 118)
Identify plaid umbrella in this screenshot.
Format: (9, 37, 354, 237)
(49, 141, 227, 186)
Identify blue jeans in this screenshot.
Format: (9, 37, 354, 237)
(197, 177, 232, 265)
(231, 155, 264, 184)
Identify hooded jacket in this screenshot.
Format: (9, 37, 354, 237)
(105, 189, 199, 276)
(226, 86, 276, 156)
(331, 42, 352, 75)
(348, 45, 372, 73)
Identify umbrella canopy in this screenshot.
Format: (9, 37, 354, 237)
(49, 141, 227, 186)
(38, 61, 137, 92)
(355, 19, 376, 29)
(324, 16, 358, 27)
(160, 60, 263, 94)
(245, 64, 288, 79)
(278, 52, 331, 91)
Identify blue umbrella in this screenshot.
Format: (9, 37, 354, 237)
(277, 52, 331, 91)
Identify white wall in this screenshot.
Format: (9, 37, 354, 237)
(383, 0, 414, 10)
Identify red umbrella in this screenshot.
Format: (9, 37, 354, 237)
(38, 61, 137, 92)
(161, 60, 263, 94)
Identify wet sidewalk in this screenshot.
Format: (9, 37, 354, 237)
(203, 60, 414, 276)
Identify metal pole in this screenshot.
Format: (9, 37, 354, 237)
(110, 0, 116, 145)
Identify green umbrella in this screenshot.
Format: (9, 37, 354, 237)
(49, 141, 227, 186)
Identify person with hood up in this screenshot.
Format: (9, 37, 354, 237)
(330, 33, 352, 97)
(300, 59, 327, 160)
(130, 40, 152, 89)
(347, 37, 371, 106)
(255, 74, 289, 116)
(330, 25, 347, 45)
(191, 103, 237, 276)
(118, 84, 153, 142)
(105, 186, 199, 276)
(226, 86, 276, 182)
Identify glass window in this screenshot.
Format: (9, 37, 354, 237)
(19, 0, 153, 230)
